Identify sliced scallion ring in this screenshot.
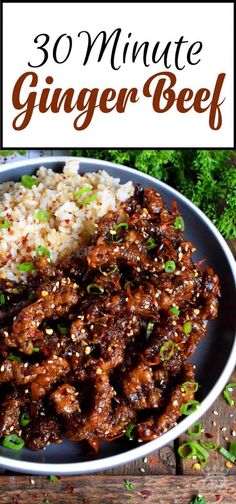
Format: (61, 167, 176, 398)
(159, 340, 179, 361)
(174, 216, 185, 231)
(180, 400, 200, 416)
(145, 237, 157, 250)
(223, 382, 236, 406)
(2, 434, 25, 450)
(164, 260, 176, 273)
(20, 412, 31, 427)
(57, 324, 69, 335)
(219, 446, 236, 464)
(182, 381, 199, 393)
(87, 283, 104, 295)
(187, 422, 203, 437)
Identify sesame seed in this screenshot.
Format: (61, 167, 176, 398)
(221, 427, 227, 432)
(140, 467, 145, 473)
(45, 328, 53, 335)
(143, 457, 148, 464)
(41, 290, 48, 297)
(232, 431, 236, 437)
(30, 479, 35, 485)
(0, 365, 5, 372)
(213, 410, 219, 416)
(96, 367, 103, 375)
(85, 346, 91, 355)
(9, 426, 14, 432)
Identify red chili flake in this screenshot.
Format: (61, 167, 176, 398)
(66, 483, 74, 493)
(148, 455, 157, 465)
(215, 495, 224, 502)
(65, 219, 70, 224)
(205, 432, 214, 439)
(140, 490, 152, 499)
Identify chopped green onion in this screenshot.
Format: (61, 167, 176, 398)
(124, 480, 133, 491)
(178, 442, 197, 459)
(7, 353, 21, 362)
(35, 209, 50, 222)
(0, 293, 6, 304)
(76, 193, 98, 206)
(74, 186, 92, 198)
(189, 496, 206, 504)
(160, 340, 179, 361)
(87, 283, 104, 295)
(115, 222, 129, 231)
(187, 422, 203, 437)
(174, 216, 185, 231)
(49, 475, 58, 483)
(57, 324, 69, 335)
(27, 291, 35, 301)
(170, 306, 180, 316)
(145, 237, 157, 250)
(2, 434, 25, 450)
(230, 441, 236, 458)
(219, 446, 236, 464)
(180, 400, 200, 416)
(0, 216, 10, 229)
(124, 423, 136, 441)
(146, 321, 155, 339)
(44, 500, 50, 504)
(33, 347, 40, 352)
(183, 321, 192, 334)
(223, 382, 236, 406)
(16, 262, 36, 272)
(36, 245, 51, 259)
(199, 440, 217, 451)
(164, 260, 176, 273)
(20, 412, 31, 427)
(21, 175, 37, 189)
(99, 264, 118, 275)
(182, 381, 199, 393)
(178, 440, 209, 467)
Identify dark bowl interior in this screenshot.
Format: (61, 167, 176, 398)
(0, 157, 235, 467)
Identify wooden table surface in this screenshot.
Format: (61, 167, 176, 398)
(0, 153, 235, 503)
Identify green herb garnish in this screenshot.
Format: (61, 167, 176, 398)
(76, 193, 98, 206)
(49, 475, 58, 483)
(21, 175, 37, 189)
(87, 283, 104, 295)
(57, 324, 69, 335)
(2, 434, 25, 450)
(20, 412, 31, 427)
(124, 480, 133, 491)
(145, 237, 157, 250)
(164, 260, 176, 273)
(0, 216, 10, 229)
(183, 321, 192, 334)
(182, 381, 199, 393)
(187, 422, 203, 437)
(223, 382, 236, 406)
(174, 216, 185, 231)
(7, 353, 21, 362)
(74, 186, 92, 198)
(180, 400, 200, 416)
(0, 293, 6, 304)
(36, 245, 51, 259)
(160, 340, 178, 361)
(170, 306, 180, 316)
(124, 423, 136, 441)
(35, 209, 50, 222)
(16, 262, 36, 272)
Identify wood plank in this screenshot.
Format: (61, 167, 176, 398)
(100, 444, 176, 475)
(0, 475, 236, 503)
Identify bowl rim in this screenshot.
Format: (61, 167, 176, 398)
(0, 156, 236, 474)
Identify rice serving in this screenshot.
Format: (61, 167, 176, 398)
(0, 160, 134, 282)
